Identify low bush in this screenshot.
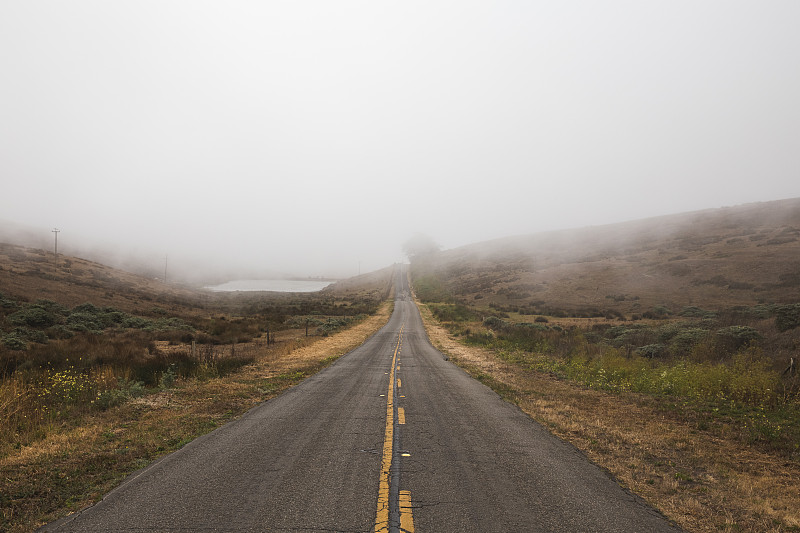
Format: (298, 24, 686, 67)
(2, 331, 27, 351)
(716, 325, 762, 352)
(8, 306, 59, 328)
(94, 378, 146, 410)
(775, 304, 800, 332)
(635, 344, 666, 358)
(669, 328, 710, 356)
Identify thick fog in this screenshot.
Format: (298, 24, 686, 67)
(1, 2, 798, 280)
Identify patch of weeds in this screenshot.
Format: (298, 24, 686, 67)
(159, 365, 177, 389)
(473, 372, 519, 404)
(428, 303, 475, 322)
(411, 273, 452, 303)
(276, 370, 306, 381)
(94, 379, 146, 410)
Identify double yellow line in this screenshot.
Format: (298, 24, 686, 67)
(375, 325, 414, 533)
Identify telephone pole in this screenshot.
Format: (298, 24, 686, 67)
(52, 228, 60, 266)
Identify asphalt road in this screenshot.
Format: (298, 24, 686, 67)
(42, 266, 681, 532)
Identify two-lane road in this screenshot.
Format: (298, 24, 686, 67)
(43, 266, 680, 532)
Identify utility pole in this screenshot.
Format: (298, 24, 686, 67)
(52, 228, 60, 266)
(164, 255, 168, 284)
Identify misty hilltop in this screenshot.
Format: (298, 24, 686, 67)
(0, 242, 393, 318)
(410, 198, 800, 317)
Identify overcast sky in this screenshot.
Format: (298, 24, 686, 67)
(1, 1, 798, 278)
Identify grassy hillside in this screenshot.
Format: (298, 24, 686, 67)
(0, 243, 207, 314)
(418, 198, 800, 315)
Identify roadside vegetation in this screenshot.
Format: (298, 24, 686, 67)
(413, 269, 800, 531)
(0, 252, 394, 532)
(0, 290, 382, 458)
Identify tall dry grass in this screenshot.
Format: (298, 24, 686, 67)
(1, 363, 117, 454)
(0, 335, 267, 457)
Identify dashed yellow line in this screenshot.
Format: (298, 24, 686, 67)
(398, 407, 406, 425)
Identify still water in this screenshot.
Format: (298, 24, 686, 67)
(204, 279, 333, 292)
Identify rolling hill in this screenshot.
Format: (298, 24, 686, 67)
(413, 198, 800, 317)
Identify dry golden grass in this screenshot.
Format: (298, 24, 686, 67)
(417, 301, 800, 532)
(0, 242, 209, 315)
(1, 301, 393, 532)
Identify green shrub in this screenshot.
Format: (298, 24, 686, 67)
(121, 316, 152, 329)
(1, 327, 50, 350)
(605, 325, 651, 348)
(94, 388, 129, 410)
(775, 304, 800, 332)
(668, 328, 710, 356)
(655, 323, 683, 343)
(13, 327, 48, 345)
(635, 344, 666, 358)
(315, 316, 354, 335)
(716, 325, 762, 351)
(93, 379, 145, 410)
(8, 307, 57, 328)
(67, 304, 126, 330)
(71, 303, 102, 315)
(159, 365, 177, 389)
(66, 312, 105, 333)
(2, 332, 27, 350)
(33, 299, 69, 317)
(0, 292, 20, 310)
(483, 316, 507, 330)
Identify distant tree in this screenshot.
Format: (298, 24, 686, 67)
(402, 233, 441, 262)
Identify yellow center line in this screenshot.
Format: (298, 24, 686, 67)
(375, 324, 403, 533)
(398, 407, 406, 425)
(399, 490, 415, 533)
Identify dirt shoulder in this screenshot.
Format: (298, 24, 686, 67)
(1, 301, 393, 532)
(416, 301, 800, 532)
